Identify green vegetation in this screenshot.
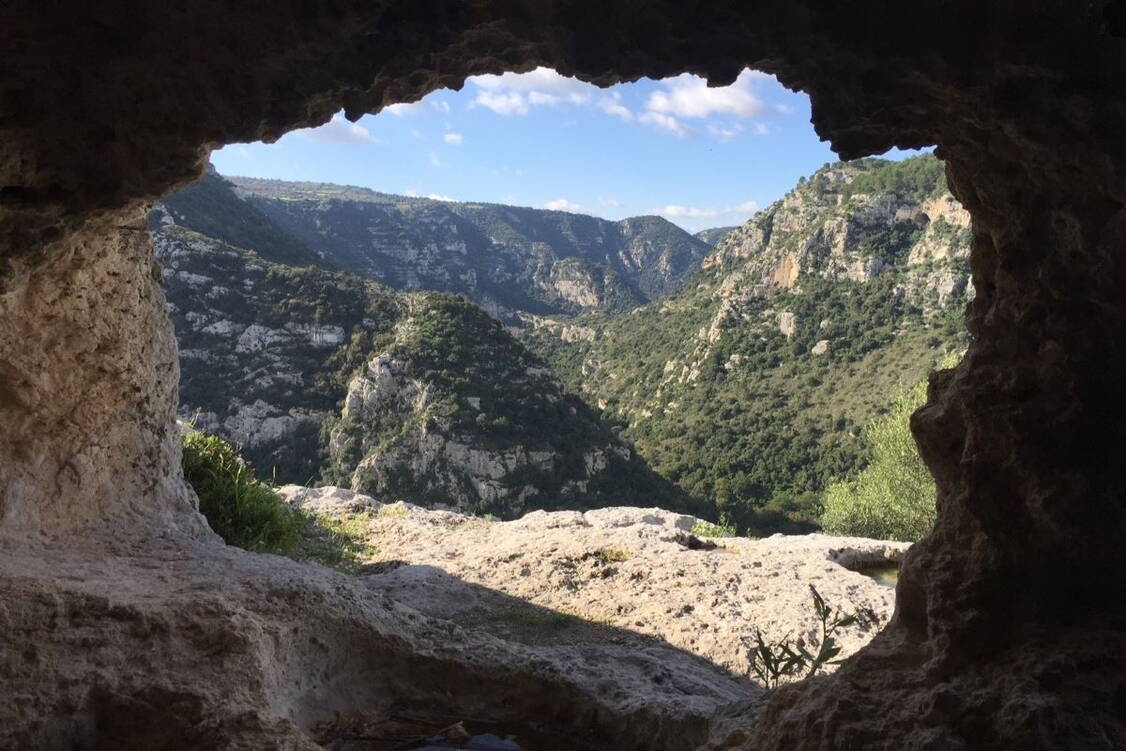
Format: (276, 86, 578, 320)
(523, 155, 970, 536)
(690, 518, 737, 538)
(819, 359, 955, 541)
(323, 293, 694, 518)
(746, 585, 861, 689)
(293, 511, 381, 574)
(591, 547, 632, 563)
(181, 428, 304, 553)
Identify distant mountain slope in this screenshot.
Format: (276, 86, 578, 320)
(695, 226, 738, 247)
(153, 221, 688, 517)
(155, 167, 326, 269)
(522, 155, 971, 533)
(226, 175, 711, 318)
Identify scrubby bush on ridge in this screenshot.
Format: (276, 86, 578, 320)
(181, 427, 304, 553)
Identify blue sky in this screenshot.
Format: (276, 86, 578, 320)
(212, 69, 923, 233)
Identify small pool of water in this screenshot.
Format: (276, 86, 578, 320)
(856, 561, 900, 588)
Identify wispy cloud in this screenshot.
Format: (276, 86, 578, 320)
(649, 200, 760, 231)
(597, 92, 633, 121)
(470, 68, 595, 116)
(655, 200, 759, 220)
(404, 188, 456, 201)
(443, 132, 463, 146)
(428, 151, 442, 167)
(544, 198, 583, 212)
(385, 97, 450, 116)
(296, 113, 376, 145)
(638, 111, 687, 137)
(466, 67, 783, 143)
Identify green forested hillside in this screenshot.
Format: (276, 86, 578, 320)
(522, 155, 971, 533)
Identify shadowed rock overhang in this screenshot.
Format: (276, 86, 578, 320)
(1, 2, 1125, 749)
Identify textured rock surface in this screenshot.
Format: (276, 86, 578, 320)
(3, 2, 1126, 750)
(280, 485, 907, 678)
(0, 535, 761, 751)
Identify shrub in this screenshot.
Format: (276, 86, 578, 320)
(820, 378, 935, 541)
(181, 428, 305, 553)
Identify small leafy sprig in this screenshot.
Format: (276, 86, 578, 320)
(746, 584, 860, 689)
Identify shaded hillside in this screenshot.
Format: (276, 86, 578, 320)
(695, 226, 739, 247)
(153, 221, 687, 517)
(522, 155, 971, 532)
(227, 175, 711, 318)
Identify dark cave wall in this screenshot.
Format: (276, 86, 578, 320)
(2, 1, 1125, 747)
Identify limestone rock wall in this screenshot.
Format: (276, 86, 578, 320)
(0, 213, 205, 540)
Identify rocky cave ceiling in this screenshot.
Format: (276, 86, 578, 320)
(1, 1, 1125, 749)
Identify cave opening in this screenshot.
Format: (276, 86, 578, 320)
(2, 4, 1125, 750)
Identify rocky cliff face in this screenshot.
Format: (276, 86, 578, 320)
(227, 175, 710, 318)
(703, 156, 971, 312)
(154, 216, 683, 514)
(153, 222, 400, 481)
(522, 155, 971, 528)
(324, 295, 688, 517)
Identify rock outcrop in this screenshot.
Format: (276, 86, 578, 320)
(3, 3, 1126, 750)
(157, 221, 682, 512)
(522, 156, 972, 524)
(280, 485, 907, 680)
(325, 296, 687, 517)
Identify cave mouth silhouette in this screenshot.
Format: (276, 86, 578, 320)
(2, 3, 1125, 749)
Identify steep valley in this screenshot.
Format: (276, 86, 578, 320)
(520, 155, 971, 531)
(155, 154, 969, 531)
(155, 221, 686, 517)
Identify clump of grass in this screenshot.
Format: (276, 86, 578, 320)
(592, 547, 632, 563)
(294, 512, 380, 574)
(181, 428, 304, 553)
(690, 516, 737, 538)
(376, 504, 408, 519)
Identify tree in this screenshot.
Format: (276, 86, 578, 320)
(820, 377, 936, 542)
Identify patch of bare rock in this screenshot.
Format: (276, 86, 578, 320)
(279, 485, 907, 680)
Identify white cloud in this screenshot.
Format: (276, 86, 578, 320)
(707, 123, 743, 141)
(469, 67, 598, 116)
(296, 113, 375, 145)
(638, 111, 687, 137)
(428, 151, 441, 167)
(597, 92, 633, 121)
(404, 188, 455, 201)
(646, 70, 769, 120)
(653, 200, 760, 221)
(599, 197, 623, 208)
(473, 90, 530, 116)
(443, 132, 463, 145)
(544, 198, 583, 212)
(385, 97, 450, 116)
